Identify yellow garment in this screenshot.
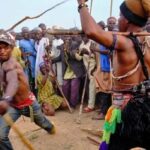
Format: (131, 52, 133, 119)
(64, 51, 76, 80)
(37, 73, 63, 109)
(64, 65, 76, 80)
(12, 47, 25, 68)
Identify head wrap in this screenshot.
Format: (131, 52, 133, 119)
(120, 0, 150, 27)
(39, 62, 45, 68)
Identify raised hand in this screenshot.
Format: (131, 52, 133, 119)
(77, 0, 88, 4)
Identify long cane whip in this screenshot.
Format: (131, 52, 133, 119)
(44, 47, 73, 113)
(3, 114, 36, 150)
(6, 0, 71, 31)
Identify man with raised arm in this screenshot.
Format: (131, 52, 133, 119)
(0, 31, 55, 150)
(77, 0, 150, 149)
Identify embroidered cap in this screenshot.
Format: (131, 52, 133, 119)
(0, 31, 15, 46)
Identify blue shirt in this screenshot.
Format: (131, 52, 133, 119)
(19, 39, 36, 77)
(99, 45, 110, 72)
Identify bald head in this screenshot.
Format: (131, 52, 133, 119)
(107, 17, 117, 31)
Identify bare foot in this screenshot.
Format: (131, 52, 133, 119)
(42, 102, 55, 116)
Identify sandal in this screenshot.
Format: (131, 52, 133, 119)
(83, 107, 94, 113)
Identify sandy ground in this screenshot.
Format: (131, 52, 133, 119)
(9, 108, 104, 150)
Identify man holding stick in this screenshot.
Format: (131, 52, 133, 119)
(0, 31, 55, 150)
(77, 0, 150, 149)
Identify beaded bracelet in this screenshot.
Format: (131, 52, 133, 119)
(78, 3, 88, 12)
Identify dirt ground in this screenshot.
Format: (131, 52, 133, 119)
(9, 108, 104, 150)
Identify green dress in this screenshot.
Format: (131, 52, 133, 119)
(37, 73, 63, 109)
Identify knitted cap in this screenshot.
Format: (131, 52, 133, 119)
(0, 31, 15, 46)
(120, 0, 150, 27)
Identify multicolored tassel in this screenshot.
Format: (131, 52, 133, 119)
(99, 107, 122, 150)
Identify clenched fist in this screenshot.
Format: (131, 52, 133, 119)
(0, 101, 9, 115)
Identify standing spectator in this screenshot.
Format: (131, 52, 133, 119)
(34, 27, 49, 82)
(51, 35, 64, 86)
(38, 23, 47, 37)
(39, 23, 54, 42)
(79, 35, 97, 112)
(10, 31, 25, 68)
(107, 17, 117, 31)
(52, 39, 85, 108)
(19, 27, 36, 93)
(92, 21, 112, 120)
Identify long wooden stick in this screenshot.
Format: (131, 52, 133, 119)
(47, 29, 150, 37)
(87, 136, 101, 146)
(90, 0, 93, 15)
(81, 128, 103, 137)
(3, 114, 36, 150)
(76, 54, 91, 124)
(6, 0, 70, 31)
(110, 0, 113, 17)
(76, 72, 88, 124)
(55, 79, 73, 113)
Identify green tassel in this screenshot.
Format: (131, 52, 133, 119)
(109, 109, 117, 122)
(116, 109, 122, 123)
(101, 108, 122, 144)
(102, 130, 111, 144)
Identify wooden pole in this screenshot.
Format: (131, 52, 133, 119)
(47, 29, 150, 37)
(55, 79, 73, 113)
(76, 54, 92, 124)
(3, 114, 36, 150)
(110, 0, 113, 17)
(87, 136, 101, 146)
(90, 0, 93, 15)
(76, 71, 88, 124)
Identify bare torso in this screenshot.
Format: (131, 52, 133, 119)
(1, 57, 30, 103)
(112, 37, 150, 90)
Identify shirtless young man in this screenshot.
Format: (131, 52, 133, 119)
(0, 31, 55, 150)
(77, 0, 150, 149)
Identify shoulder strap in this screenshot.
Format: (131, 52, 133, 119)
(109, 34, 117, 52)
(128, 33, 149, 80)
